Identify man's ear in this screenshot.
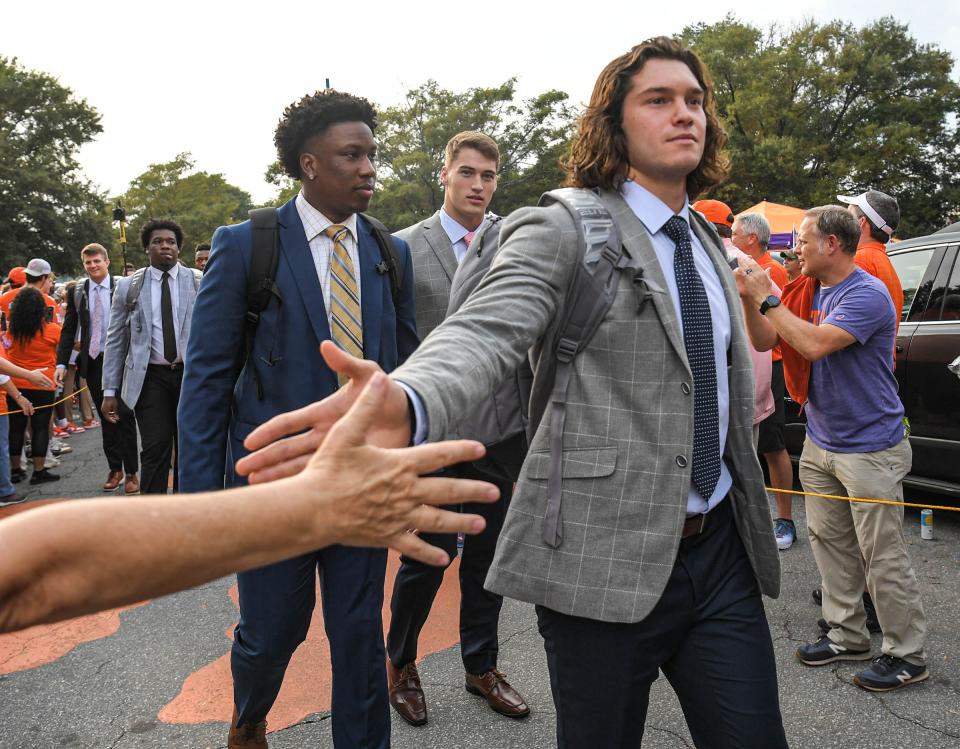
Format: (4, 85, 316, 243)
(439, 165, 448, 187)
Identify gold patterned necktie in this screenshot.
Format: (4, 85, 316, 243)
(324, 224, 363, 385)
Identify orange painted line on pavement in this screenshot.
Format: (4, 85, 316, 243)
(160, 551, 464, 730)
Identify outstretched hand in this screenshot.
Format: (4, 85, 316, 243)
(237, 341, 412, 483)
(289, 372, 497, 566)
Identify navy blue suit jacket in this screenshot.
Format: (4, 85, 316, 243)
(178, 197, 418, 492)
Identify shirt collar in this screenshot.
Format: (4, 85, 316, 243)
(89, 275, 111, 291)
(296, 190, 358, 244)
(150, 263, 180, 281)
(439, 207, 473, 246)
(621, 180, 692, 235)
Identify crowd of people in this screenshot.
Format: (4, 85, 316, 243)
(0, 34, 933, 749)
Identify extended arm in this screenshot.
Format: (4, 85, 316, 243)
(0, 376, 497, 633)
(738, 255, 854, 361)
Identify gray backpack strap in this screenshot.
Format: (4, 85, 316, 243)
(125, 267, 148, 311)
(536, 188, 622, 548)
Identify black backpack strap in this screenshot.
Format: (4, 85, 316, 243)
(246, 207, 281, 400)
(360, 213, 403, 306)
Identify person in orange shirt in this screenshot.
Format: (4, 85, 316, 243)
(732, 212, 797, 550)
(0, 259, 58, 326)
(4, 286, 62, 484)
(838, 191, 905, 323)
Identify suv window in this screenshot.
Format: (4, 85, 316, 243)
(942, 250, 960, 321)
(890, 247, 940, 321)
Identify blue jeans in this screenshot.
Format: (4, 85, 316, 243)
(0, 414, 14, 496)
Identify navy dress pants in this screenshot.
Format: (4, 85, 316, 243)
(387, 472, 511, 674)
(232, 545, 389, 749)
(537, 499, 788, 749)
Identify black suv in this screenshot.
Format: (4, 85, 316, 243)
(784, 229, 960, 494)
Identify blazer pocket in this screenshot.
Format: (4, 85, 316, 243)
(525, 446, 618, 479)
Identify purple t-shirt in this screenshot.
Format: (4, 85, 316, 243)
(806, 268, 905, 453)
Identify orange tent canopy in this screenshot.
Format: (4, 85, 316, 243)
(737, 200, 806, 248)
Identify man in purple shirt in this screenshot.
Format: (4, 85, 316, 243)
(738, 205, 928, 692)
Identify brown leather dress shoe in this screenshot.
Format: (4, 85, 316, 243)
(387, 659, 427, 726)
(465, 670, 530, 718)
(124, 473, 140, 496)
(227, 707, 267, 748)
(103, 470, 123, 492)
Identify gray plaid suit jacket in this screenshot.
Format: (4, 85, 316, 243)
(395, 211, 457, 340)
(393, 189, 780, 623)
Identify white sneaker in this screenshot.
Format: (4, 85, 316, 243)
(44, 453, 61, 468)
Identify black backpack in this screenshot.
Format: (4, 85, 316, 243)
(244, 208, 404, 399)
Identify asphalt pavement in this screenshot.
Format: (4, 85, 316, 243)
(0, 427, 958, 748)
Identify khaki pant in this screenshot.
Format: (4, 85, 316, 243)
(800, 435, 926, 664)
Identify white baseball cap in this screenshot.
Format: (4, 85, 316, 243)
(24, 258, 52, 277)
(837, 192, 895, 236)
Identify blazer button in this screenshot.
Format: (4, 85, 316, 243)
(681, 382, 691, 395)
(676, 455, 688, 468)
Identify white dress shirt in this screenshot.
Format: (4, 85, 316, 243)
(438, 208, 472, 265)
(295, 191, 362, 328)
(149, 263, 182, 365)
(621, 180, 732, 514)
(56, 274, 113, 371)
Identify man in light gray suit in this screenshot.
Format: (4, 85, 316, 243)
(239, 37, 786, 748)
(102, 219, 202, 494)
(386, 132, 529, 727)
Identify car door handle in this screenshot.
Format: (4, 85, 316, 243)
(949, 355, 960, 379)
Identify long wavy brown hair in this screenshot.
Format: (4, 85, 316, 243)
(564, 37, 729, 199)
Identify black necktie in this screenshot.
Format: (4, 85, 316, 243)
(161, 271, 177, 364)
(663, 216, 721, 499)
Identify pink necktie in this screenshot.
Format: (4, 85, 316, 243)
(89, 286, 103, 359)
(464, 231, 475, 248)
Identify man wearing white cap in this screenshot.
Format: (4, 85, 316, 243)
(837, 190, 904, 324)
(22, 259, 58, 318)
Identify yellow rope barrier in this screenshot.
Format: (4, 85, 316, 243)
(765, 485, 960, 512)
(0, 385, 90, 417)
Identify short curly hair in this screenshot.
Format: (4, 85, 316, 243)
(274, 90, 378, 180)
(140, 219, 184, 250)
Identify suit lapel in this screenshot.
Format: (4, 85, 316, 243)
(357, 216, 383, 362)
(277, 199, 332, 345)
(423, 212, 458, 282)
(599, 190, 688, 365)
(176, 266, 192, 338)
(140, 267, 153, 329)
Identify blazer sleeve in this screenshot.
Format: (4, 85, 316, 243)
(102, 279, 130, 393)
(393, 237, 419, 364)
(56, 287, 80, 367)
(177, 225, 248, 493)
(392, 204, 576, 442)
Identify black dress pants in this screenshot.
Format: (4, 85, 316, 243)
(387, 465, 511, 674)
(86, 353, 138, 474)
(134, 364, 181, 494)
(536, 499, 788, 749)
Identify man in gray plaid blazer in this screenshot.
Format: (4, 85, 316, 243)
(239, 38, 787, 749)
(386, 132, 529, 727)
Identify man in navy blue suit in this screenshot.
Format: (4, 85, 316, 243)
(178, 90, 418, 749)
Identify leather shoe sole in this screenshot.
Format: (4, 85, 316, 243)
(465, 672, 530, 719)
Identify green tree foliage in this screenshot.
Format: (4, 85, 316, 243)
(115, 153, 254, 266)
(0, 56, 112, 273)
(371, 79, 578, 230)
(683, 16, 960, 236)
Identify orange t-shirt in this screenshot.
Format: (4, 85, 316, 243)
(0, 288, 58, 327)
(2, 322, 61, 391)
(757, 253, 789, 361)
(855, 241, 904, 324)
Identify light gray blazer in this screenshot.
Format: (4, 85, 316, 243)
(102, 264, 201, 409)
(395, 211, 458, 339)
(393, 189, 780, 623)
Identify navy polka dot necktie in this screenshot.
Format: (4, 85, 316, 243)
(663, 215, 721, 500)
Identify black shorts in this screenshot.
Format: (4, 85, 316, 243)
(757, 359, 786, 454)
